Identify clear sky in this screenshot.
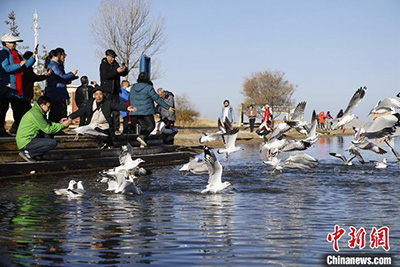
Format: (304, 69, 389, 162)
(1, 0, 399, 121)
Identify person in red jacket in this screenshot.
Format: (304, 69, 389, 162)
(262, 104, 272, 126)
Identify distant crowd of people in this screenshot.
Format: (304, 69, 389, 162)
(0, 33, 176, 162)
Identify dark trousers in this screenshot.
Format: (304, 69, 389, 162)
(10, 100, 31, 133)
(94, 127, 114, 147)
(249, 118, 255, 132)
(122, 116, 129, 133)
(48, 100, 67, 123)
(105, 93, 120, 132)
(23, 137, 58, 158)
(0, 97, 28, 131)
(131, 115, 155, 140)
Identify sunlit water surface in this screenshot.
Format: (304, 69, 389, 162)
(0, 136, 399, 266)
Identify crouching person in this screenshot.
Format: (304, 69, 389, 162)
(16, 96, 72, 162)
(69, 87, 136, 149)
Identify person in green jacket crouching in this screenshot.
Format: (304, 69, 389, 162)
(16, 96, 72, 162)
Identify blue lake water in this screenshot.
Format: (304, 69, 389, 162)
(0, 135, 399, 266)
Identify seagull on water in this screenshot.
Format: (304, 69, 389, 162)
(54, 180, 85, 197)
(76, 181, 86, 194)
(372, 158, 387, 169)
(329, 153, 356, 166)
(201, 146, 230, 194)
(332, 86, 366, 130)
(54, 180, 77, 195)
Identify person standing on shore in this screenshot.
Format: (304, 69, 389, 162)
(99, 49, 128, 135)
(44, 48, 78, 129)
(220, 100, 234, 123)
(119, 80, 131, 133)
(0, 33, 37, 137)
(75, 76, 97, 126)
(247, 104, 257, 132)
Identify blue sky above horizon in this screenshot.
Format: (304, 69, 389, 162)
(1, 0, 399, 121)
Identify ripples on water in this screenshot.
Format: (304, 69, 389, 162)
(0, 136, 399, 266)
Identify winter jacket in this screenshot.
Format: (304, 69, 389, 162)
(45, 60, 76, 101)
(75, 85, 96, 108)
(0, 46, 35, 98)
(99, 58, 128, 95)
(220, 106, 234, 123)
(129, 82, 170, 116)
(22, 67, 47, 100)
(16, 102, 65, 149)
(247, 107, 257, 119)
(119, 87, 130, 118)
(69, 98, 128, 133)
(156, 90, 176, 121)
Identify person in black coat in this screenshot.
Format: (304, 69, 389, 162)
(74, 76, 97, 126)
(69, 87, 135, 148)
(99, 49, 128, 135)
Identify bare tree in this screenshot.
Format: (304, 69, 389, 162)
(91, 0, 166, 79)
(242, 70, 297, 115)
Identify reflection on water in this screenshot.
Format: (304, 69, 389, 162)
(0, 136, 399, 266)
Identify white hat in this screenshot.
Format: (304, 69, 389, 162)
(1, 33, 23, 43)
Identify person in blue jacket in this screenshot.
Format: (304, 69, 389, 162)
(129, 72, 174, 147)
(0, 33, 36, 137)
(44, 48, 78, 129)
(119, 80, 131, 134)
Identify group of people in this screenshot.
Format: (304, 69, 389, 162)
(245, 103, 272, 133)
(0, 33, 176, 162)
(317, 110, 334, 130)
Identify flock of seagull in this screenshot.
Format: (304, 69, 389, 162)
(54, 87, 400, 196)
(54, 143, 148, 197)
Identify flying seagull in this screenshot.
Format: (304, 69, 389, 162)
(199, 119, 226, 144)
(217, 118, 242, 160)
(179, 157, 209, 174)
(329, 152, 356, 165)
(201, 146, 230, 194)
(332, 86, 366, 130)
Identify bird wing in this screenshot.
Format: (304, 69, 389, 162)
(364, 114, 399, 139)
(218, 118, 226, 134)
(329, 152, 347, 163)
(349, 146, 365, 164)
(307, 110, 318, 138)
(384, 139, 400, 161)
(290, 101, 307, 121)
(204, 147, 223, 185)
(224, 132, 238, 150)
(378, 98, 400, 110)
(269, 123, 290, 140)
(343, 86, 366, 115)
